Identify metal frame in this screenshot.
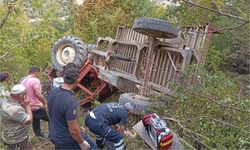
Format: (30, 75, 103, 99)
(90, 25, 216, 96)
(44, 24, 218, 106)
(76, 59, 109, 105)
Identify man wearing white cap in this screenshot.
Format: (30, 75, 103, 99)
(0, 84, 33, 149)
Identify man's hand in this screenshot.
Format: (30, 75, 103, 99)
(80, 126, 87, 132)
(21, 96, 30, 107)
(79, 140, 90, 150)
(43, 104, 48, 113)
(124, 130, 137, 138)
(113, 124, 121, 130)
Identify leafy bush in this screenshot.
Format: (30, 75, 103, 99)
(153, 66, 250, 149)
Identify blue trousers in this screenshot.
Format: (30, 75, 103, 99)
(53, 132, 96, 150)
(85, 115, 125, 150)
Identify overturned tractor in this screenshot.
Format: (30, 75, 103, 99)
(44, 18, 217, 114)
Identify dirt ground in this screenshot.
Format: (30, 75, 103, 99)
(0, 116, 149, 150)
(28, 109, 148, 150)
(0, 99, 149, 149)
(29, 121, 54, 150)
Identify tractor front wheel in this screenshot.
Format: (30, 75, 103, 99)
(51, 36, 88, 71)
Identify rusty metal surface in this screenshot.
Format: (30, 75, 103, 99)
(139, 36, 156, 96)
(76, 60, 110, 106)
(92, 25, 212, 95)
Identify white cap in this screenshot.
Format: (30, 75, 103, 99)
(53, 77, 64, 88)
(11, 84, 26, 95)
(124, 102, 134, 112)
(54, 77, 64, 84)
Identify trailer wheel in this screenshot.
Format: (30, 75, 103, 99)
(133, 18, 179, 38)
(119, 93, 152, 114)
(51, 36, 88, 71)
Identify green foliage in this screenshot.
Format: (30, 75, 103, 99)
(0, 0, 249, 149)
(158, 65, 250, 149)
(0, 1, 73, 83)
(205, 46, 225, 72)
(72, 0, 159, 43)
(166, 0, 250, 74)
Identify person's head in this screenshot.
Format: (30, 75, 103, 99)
(63, 67, 80, 89)
(64, 63, 77, 70)
(29, 66, 40, 77)
(124, 102, 134, 115)
(10, 84, 26, 102)
(61, 63, 77, 77)
(0, 71, 10, 83)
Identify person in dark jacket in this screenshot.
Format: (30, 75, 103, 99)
(85, 102, 136, 150)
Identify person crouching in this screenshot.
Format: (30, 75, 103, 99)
(85, 102, 136, 150)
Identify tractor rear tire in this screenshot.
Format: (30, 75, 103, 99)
(133, 18, 179, 38)
(118, 93, 152, 114)
(51, 36, 88, 71)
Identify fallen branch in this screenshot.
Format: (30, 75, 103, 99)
(182, 116, 244, 131)
(164, 117, 208, 140)
(182, 0, 249, 23)
(183, 132, 213, 149)
(237, 83, 244, 101)
(165, 116, 211, 148)
(178, 137, 196, 150)
(184, 86, 250, 113)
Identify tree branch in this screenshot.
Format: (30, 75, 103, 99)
(0, 43, 22, 60)
(207, 21, 249, 33)
(164, 117, 208, 140)
(182, 0, 249, 23)
(182, 115, 246, 131)
(237, 82, 244, 101)
(184, 86, 250, 113)
(186, 133, 213, 149)
(178, 137, 196, 150)
(0, 5, 11, 30)
(166, 116, 213, 148)
(0, 36, 42, 60)
(0, 51, 10, 59)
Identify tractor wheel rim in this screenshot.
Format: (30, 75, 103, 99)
(56, 46, 76, 65)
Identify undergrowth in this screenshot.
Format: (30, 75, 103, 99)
(150, 65, 250, 149)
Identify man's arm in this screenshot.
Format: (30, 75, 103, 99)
(23, 104, 33, 125)
(117, 125, 126, 135)
(34, 88, 47, 106)
(117, 125, 136, 138)
(67, 119, 89, 149)
(13, 97, 33, 125)
(117, 112, 129, 136)
(21, 95, 33, 125)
